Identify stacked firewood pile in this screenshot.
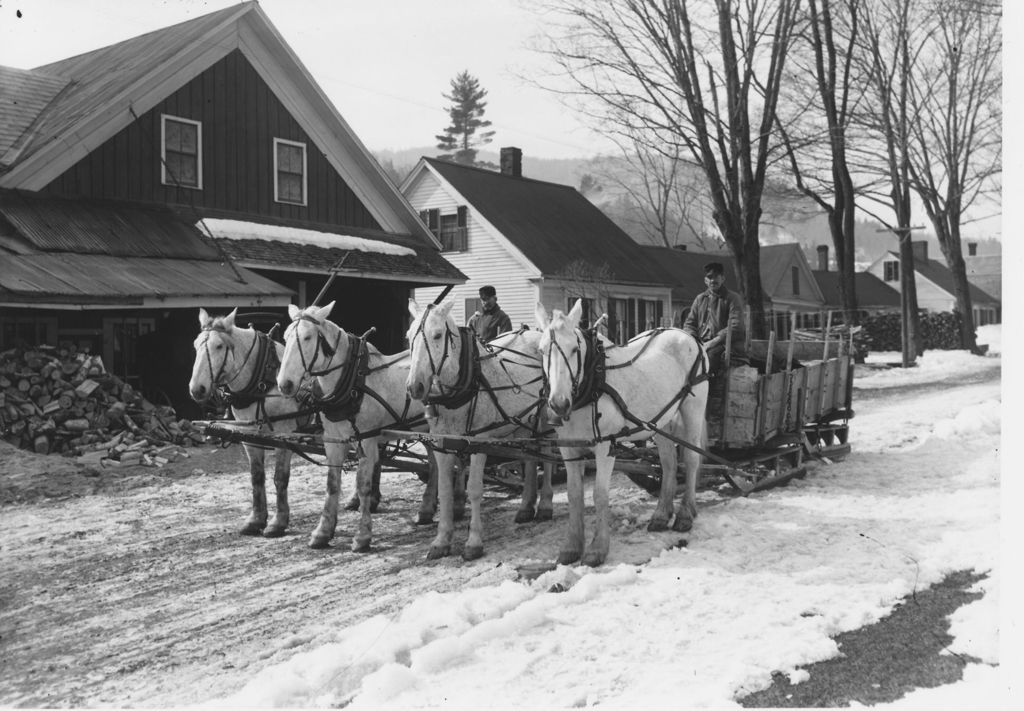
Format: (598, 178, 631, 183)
(0, 345, 203, 466)
(863, 310, 965, 352)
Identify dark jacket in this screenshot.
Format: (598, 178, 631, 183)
(468, 303, 512, 342)
(682, 286, 746, 355)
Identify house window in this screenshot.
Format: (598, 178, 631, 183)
(883, 260, 899, 282)
(419, 206, 467, 251)
(161, 115, 202, 189)
(792, 266, 800, 295)
(639, 299, 663, 331)
(274, 138, 307, 205)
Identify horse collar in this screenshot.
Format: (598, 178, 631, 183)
(223, 331, 279, 408)
(316, 333, 371, 423)
(571, 328, 606, 412)
(424, 327, 480, 411)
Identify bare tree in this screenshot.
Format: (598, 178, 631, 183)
(531, 0, 801, 337)
(776, 0, 864, 327)
(904, 0, 1000, 354)
(853, 0, 928, 364)
(584, 142, 719, 249)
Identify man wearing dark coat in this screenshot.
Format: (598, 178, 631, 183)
(467, 285, 512, 342)
(682, 261, 746, 374)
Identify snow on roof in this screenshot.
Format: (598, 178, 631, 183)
(198, 219, 416, 257)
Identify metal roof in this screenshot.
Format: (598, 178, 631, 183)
(0, 253, 292, 306)
(0, 190, 219, 259)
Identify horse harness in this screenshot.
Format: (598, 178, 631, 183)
(200, 323, 285, 426)
(291, 313, 424, 439)
(410, 308, 550, 448)
(548, 327, 710, 444)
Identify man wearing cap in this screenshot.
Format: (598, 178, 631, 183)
(467, 285, 512, 342)
(682, 262, 746, 374)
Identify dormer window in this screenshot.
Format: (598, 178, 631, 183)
(883, 260, 899, 282)
(419, 206, 468, 252)
(161, 115, 202, 189)
(274, 138, 307, 205)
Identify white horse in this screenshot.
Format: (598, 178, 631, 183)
(406, 300, 555, 561)
(276, 301, 452, 551)
(536, 299, 709, 567)
(189, 308, 311, 537)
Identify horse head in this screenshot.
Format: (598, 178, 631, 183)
(278, 301, 348, 397)
(189, 307, 240, 402)
(536, 299, 586, 421)
(405, 299, 459, 401)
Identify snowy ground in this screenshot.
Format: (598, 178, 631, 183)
(206, 326, 1010, 710)
(0, 325, 1012, 709)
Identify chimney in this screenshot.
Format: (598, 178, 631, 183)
(968, 242, 978, 257)
(816, 244, 829, 271)
(912, 240, 928, 263)
(500, 146, 522, 178)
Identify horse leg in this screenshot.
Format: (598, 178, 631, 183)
(537, 461, 555, 521)
(557, 447, 586, 565)
(453, 455, 468, 522)
(240, 443, 268, 536)
(352, 439, 379, 552)
(345, 445, 383, 513)
(583, 442, 613, 567)
(309, 440, 347, 548)
(427, 451, 456, 559)
(515, 460, 539, 523)
(264, 448, 293, 537)
(462, 453, 487, 560)
(647, 437, 678, 532)
(673, 405, 706, 532)
(417, 445, 438, 525)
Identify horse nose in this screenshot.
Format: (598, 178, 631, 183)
(279, 378, 295, 397)
(408, 380, 425, 400)
(549, 396, 571, 419)
(190, 384, 208, 403)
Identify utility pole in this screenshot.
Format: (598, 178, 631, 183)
(878, 225, 924, 367)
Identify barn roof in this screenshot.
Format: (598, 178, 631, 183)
(422, 158, 672, 286)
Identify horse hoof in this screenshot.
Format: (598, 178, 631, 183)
(582, 552, 606, 567)
(556, 550, 581, 566)
(370, 498, 381, 514)
(239, 522, 265, 536)
(514, 509, 535, 524)
(343, 498, 360, 512)
(263, 526, 287, 538)
(647, 518, 670, 532)
(308, 535, 331, 549)
(672, 517, 693, 533)
(416, 511, 435, 525)
(535, 508, 553, 522)
(351, 537, 371, 553)
(426, 545, 450, 560)
(462, 545, 484, 561)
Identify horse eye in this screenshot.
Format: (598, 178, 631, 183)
(432, 333, 442, 340)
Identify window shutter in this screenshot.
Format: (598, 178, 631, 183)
(457, 205, 467, 227)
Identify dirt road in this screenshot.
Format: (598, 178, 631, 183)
(0, 441, 682, 707)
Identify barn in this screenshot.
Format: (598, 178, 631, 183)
(0, 3, 464, 418)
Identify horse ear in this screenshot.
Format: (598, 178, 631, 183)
(287, 303, 301, 320)
(535, 302, 550, 330)
(317, 301, 336, 321)
(567, 299, 583, 328)
(198, 308, 211, 327)
(222, 308, 238, 331)
(437, 301, 454, 319)
(407, 298, 420, 320)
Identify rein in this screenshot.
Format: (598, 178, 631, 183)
(201, 324, 279, 409)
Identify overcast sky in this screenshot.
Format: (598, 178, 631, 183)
(0, 0, 614, 159)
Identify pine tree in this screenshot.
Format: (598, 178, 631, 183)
(435, 71, 495, 165)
